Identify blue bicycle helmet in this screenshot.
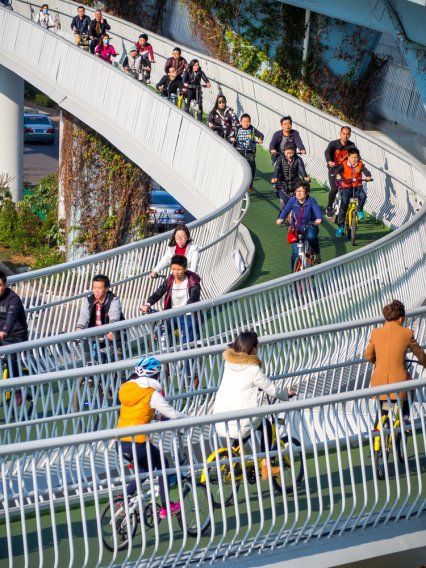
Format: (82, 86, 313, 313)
(133, 356, 161, 378)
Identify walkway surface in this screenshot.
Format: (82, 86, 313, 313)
(243, 147, 391, 288)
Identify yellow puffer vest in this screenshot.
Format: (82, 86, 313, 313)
(117, 381, 155, 443)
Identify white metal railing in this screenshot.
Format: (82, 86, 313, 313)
(1, 0, 425, 345)
(0, 2, 253, 339)
(1, 308, 425, 445)
(1, 379, 425, 566)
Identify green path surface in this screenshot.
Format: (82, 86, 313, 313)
(3, 432, 424, 567)
(242, 148, 391, 287)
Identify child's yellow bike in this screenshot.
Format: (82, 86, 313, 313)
(334, 177, 372, 245)
(201, 412, 304, 508)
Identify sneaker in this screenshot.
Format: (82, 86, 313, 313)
(261, 459, 281, 481)
(314, 256, 321, 265)
(159, 501, 181, 519)
(336, 227, 344, 237)
(357, 211, 365, 220)
(325, 207, 333, 218)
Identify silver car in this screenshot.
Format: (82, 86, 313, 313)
(148, 189, 186, 229)
(24, 113, 55, 144)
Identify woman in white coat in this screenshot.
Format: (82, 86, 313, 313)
(35, 4, 56, 29)
(150, 224, 199, 278)
(213, 331, 295, 480)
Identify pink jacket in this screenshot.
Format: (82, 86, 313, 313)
(95, 44, 117, 64)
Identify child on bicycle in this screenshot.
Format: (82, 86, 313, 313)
(213, 331, 295, 480)
(117, 356, 187, 518)
(334, 147, 372, 237)
(276, 181, 322, 271)
(271, 142, 310, 209)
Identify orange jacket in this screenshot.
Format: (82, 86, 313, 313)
(117, 381, 155, 443)
(336, 158, 371, 188)
(364, 320, 426, 400)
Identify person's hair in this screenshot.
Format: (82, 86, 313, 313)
(92, 274, 110, 288)
(170, 254, 188, 268)
(173, 47, 182, 54)
(240, 113, 251, 121)
(188, 58, 199, 71)
(0, 271, 7, 284)
(295, 180, 310, 194)
(77, 5, 85, 10)
(341, 126, 351, 133)
(348, 147, 360, 156)
(212, 94, 227, 113)
(229, 331, 259, 355)
(139, 33, 148, 41)
(168, 224, 192, 246)
(280, 115, 292, 124)
(283, 141, 296, 152)
(167, 66, 176, 73)
(41, 4, 48, 9)
(99, 34, 110, 46)
(383, 300, 405, 321)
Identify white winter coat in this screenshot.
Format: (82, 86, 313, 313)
(153, 243, 200, 274)
(213, 349, 289, 439)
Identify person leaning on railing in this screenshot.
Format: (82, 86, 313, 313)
(364, 299, 426, 416)
(213, 331, 295, 480)
(150, 224, 199, 278)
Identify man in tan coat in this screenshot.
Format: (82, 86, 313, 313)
(364, 300, 426, 411)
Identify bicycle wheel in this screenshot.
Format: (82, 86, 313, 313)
(374, 447, 389, 480)
(72, 377, 101, 432)
(143, 501, 162, 529)
(101, 496, 138, 552)
(350, 209, 357, 245)
(179, 481, 211, 536)
(207, 450, 240, 509)
(272, 436, 304, 494)
(293, 257, 303, 273)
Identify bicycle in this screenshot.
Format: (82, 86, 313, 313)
(373, 360, 416, 481)
(100, 430, 211, 550)
(0, 0, 13, 10)
(273, 181, 295, 210)
(185, 84, 208, 121)
(169, 88, 185, 109)
(333, 176, 373, 245)
(0, 346, 33, 415)
(201, 402, 304, 508)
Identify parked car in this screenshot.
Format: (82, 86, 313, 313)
(24, 113, 55, 144)
(148, 189, 186, 229)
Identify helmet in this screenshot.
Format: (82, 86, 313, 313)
(133, 356, 161, 378)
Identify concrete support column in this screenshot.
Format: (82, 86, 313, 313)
(0, 64, 24, 202)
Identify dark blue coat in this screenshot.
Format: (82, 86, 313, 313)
(279, 196, 323, 230)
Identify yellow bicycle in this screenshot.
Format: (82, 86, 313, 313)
(201, 415, 304, 508)
(334, 177, 372, 245)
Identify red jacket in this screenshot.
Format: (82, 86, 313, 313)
(135, 42, 155, 62)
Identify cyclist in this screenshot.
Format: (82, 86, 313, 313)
(271, 142, 310, 208)
(0, 271, 28, 378)
(164, 47, 187, 79)
(134, 34, 155, 83)
(324, 126, 355, 217)
(365, 300, 426, 417)
(229, 113, 264, 191)
(34, 4, 56, 30)
(122, 46, 145, 81)
(140, 255, 201, 349)
(182, 59, 211, 115)
(213, 331, 295, 480)
(95, 34, 118, 64)
(89, 9, 111, 54)
(334, 147, 372, 237)
(117, 356, 186, 518)
(150, 224, 199, 277)
(71, 5, 91, 48)
(75, 274, 124, 343)
(269, 115, 306, 163)
(208, 95, 239, 139)
(276, 181, 322, 270)
(156, 66, 182, 99)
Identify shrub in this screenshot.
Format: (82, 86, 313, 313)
(34, 93, 55, 108)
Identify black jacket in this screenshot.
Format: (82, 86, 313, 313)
(87, 291, 124, 327)
(156, 75, 182, 97)
(182, 68, 209, 88)
(324, 139, 356, 168)
(89, 18, 111, 39)
(274, 155, 307, 189)
(71, 14, 91, 35)
(0, 287, 28, 339)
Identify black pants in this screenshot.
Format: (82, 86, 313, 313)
(327, 171, 338, 209)
(238, 149, 256, 185)
(185, 88, 202, 114)
(89, 38, 99, 54)
(1, 332, 28, 377)
(120, 441, 169, 507)
(232, 419, 273, 453)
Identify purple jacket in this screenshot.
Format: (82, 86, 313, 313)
(147, 271, 201, 310)
(269, 129, 305, 154)
(278, 196, 322, 231)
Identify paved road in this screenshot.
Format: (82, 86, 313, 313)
(23, 103, 59, 185)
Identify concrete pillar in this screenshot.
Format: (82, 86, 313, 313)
(0, 64, 24, 202)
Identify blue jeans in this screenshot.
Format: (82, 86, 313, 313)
(338, 187, 366, 227)
(291, 226, 320, 271)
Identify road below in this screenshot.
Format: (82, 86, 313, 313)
(23, 103, 59, 185)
